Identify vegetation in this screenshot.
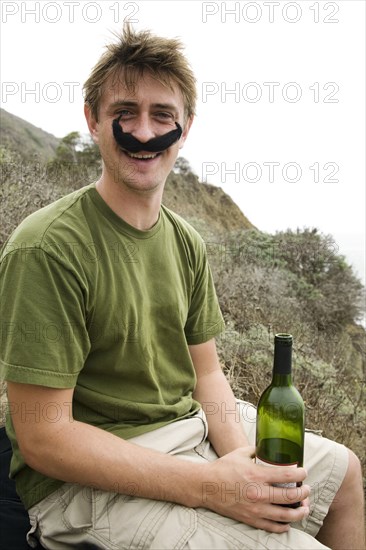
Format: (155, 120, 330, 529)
(0, 108, 60, 161)
(1, 117, 365, 491)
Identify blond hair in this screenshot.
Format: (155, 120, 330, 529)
(83, 25, 197, 121)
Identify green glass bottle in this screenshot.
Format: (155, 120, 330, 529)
(255, 333, 305, 507)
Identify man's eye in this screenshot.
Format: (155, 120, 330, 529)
(156, 112, 174, 120)
(118, 110, 133, 118)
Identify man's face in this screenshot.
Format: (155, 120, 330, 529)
(86, 71, 192, 194)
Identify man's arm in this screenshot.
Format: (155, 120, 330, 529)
(7, 381, 204, 505)
(190, 338, 250, 456)
(7, 373, 310, 533)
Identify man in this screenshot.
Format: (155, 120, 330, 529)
(0, 25, 364, 549)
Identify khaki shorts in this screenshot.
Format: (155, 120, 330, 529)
(27, 402, 348, 549)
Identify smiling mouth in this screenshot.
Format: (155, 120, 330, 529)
(123, 150, 162, 160)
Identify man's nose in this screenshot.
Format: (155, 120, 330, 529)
(129, 115, 155, 143)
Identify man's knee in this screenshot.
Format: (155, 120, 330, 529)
(332, 448, 363, 512)
(344, 449, 363, 487)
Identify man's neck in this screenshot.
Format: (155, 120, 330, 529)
(95, 175, 164, 231)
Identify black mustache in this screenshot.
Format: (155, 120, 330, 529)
(112, 116, 182, 154)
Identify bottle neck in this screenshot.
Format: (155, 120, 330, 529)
(272, 341, 292, 385)
(271, 372, 293, 386)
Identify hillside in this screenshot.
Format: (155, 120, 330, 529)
(164, 170, 255, 236)
(0, 108, 60, 161)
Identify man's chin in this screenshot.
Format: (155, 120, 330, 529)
(117, 176, 165, 195)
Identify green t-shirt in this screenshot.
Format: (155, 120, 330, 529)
(0, 183, 225, 509)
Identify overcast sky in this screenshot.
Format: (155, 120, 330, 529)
(1, 0, 365, 286)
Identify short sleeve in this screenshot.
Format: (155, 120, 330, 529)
(184, 241, 224, 345)
(0, 249, 91, 388)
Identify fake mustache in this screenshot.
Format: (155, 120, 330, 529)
(112, 115, 183, 154)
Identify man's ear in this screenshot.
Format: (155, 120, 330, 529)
(84, 103, 99, 144)
(179, 115, 194, 149)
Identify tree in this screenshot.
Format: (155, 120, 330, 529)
(174, 157, 193, 176)
(52, 132, 101, 167)
(54, 131, 81, 164)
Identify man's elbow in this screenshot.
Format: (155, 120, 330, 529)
(14, 421, 68, 475)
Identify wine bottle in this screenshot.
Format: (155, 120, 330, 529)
(255, 333, 304, 508)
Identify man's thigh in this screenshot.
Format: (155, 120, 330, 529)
(28, 482, 331, 550)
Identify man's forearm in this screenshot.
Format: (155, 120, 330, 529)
(193, 369, 250, 457)
(23, 417, 206, 508)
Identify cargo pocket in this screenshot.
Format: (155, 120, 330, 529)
(27, 484, 94, 548)
(61, 484, 93, 532)
(97, 493, 197, 550)
(142, 503, 197, 550)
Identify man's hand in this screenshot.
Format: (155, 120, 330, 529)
(200, 446, 310, 533)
